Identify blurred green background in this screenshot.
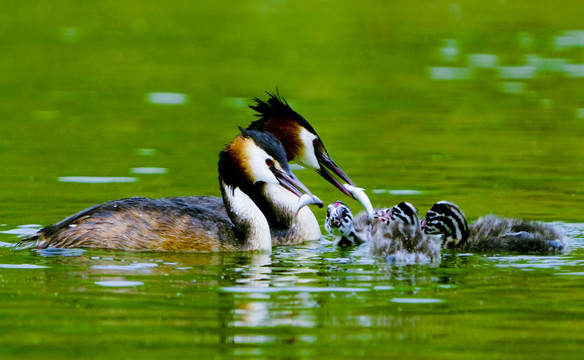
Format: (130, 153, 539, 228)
(2, 0, 584, 226)
(2, 2, 584, 360)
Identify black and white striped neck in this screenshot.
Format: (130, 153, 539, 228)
(422, 201, 469, 248)
(390, 202, 420, 227)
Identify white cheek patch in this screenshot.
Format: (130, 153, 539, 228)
(298, 128, 320, 170)
(245, 141, 278, 185)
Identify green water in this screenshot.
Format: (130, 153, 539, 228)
(2, 1, 584, 359)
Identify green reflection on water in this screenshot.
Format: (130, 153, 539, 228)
(2, 247, 584, 359)
(1, 1, 584, 359)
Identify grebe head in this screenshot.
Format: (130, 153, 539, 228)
(219, 128, 320, 207)
(248, 92, 356, 199)
(421, 200, 469, 248)
(324, 201, 354, 238)
(373, 202, 419, 226)
(219, 129, 322, 251)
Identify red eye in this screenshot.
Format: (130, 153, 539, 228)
(265, 158, 274, 167)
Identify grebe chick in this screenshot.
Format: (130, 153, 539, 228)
(368, 202, 441, 264)
(324, 202, 420, 246)
(421, 201, 568, 254)
(323, 184, 374, 246)
(247, 93, 358, 243)
(325, 201, 441, 264)
(324, 184, 417, 246)
(17, 129, 322, 252)
(325, 201, 369, 246)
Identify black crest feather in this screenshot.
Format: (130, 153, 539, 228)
(247, 91, 317, 135)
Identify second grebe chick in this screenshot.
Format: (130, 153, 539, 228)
(325, 201, 441, 264)
(368, 202, 441, 264)
(421, 201, 568, 254)
(325, 198, 421, 246)
(17, 129, 322, 252)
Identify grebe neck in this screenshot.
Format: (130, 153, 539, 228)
(220, 180, 272, 251)
(256, 182, 321, 242)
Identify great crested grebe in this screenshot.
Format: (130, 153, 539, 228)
(16, 129, 322, 252)
(421, 201, 568, 254)
(245, 93, 357, 243)
(325, 200, 441, 263)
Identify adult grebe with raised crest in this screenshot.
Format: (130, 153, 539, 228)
(179, 93, 358, 244)
(245, 93, 358, 243)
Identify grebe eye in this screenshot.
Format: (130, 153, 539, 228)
(265, 158, 274, 167)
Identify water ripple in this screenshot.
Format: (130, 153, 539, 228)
(58, 176, 138, 184)
(0, 264, 48, 269)
(391, 298, 443, 304)
(95, 280, 144, 287)
(147, 92, 187, 105)
(220, 286, 370, 293)
(35, 248, 86, 257)
(91, 263, 159, 271)
(130, 167, 168, 174)
(554, 272, 584, 276)
(0, 224, 42, 236)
